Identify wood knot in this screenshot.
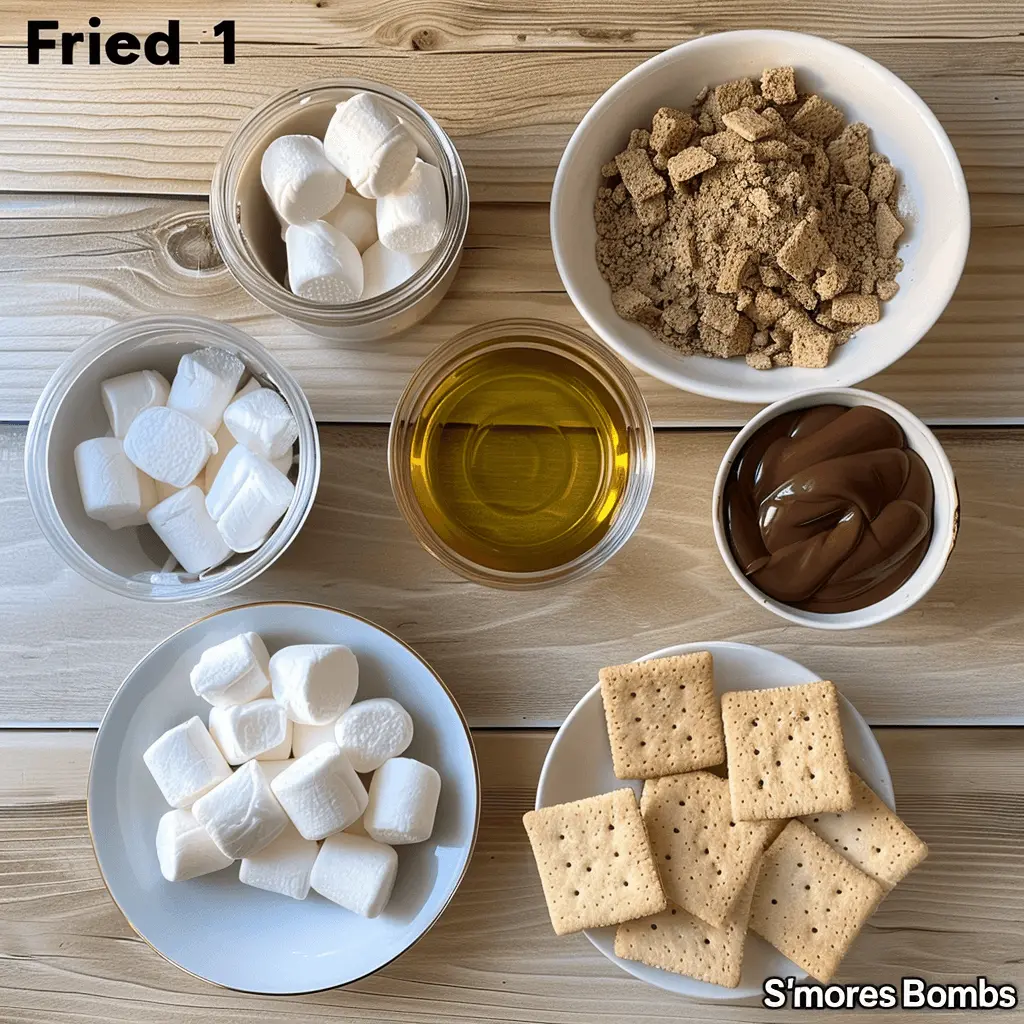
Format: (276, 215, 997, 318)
(166, 216, 223, 274)
(410, 28, 438, 51)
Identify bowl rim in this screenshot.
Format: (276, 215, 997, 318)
(550, 29, 971, 402)
(86, 599, 482, 995)
(710, 386, 960, 630)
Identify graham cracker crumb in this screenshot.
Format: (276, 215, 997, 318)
(789, 94, 846, 141)
(875, 202, 904, 257)
(615, 147, 666, 203)
(667, 147, 717, 186)
(761, 66, 797, 105)
(831, 292, 881, 324)
(721, 107, 775, 142)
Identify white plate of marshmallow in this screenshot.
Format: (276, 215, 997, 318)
(88, 601, 479, 993)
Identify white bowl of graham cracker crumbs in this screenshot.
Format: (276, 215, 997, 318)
(551, 31, 970, 403)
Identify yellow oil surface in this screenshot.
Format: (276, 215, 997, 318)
(409, 342, 630, 573)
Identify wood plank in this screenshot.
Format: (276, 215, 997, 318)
(2, 193, 1021, 425)
(0, 41, 1020, 199)
(2, 0, 1022, 49)
(2, 423, 1022, 728)
(0, 728, 1021, 1022)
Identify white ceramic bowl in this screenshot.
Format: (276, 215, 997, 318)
(88, 601, 480, 993)
(24, 315, 320, 602)
(535, 641, 893, 1000)
(712, 387, 959, 629)
(551, 30, 970, 403)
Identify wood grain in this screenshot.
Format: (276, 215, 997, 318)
(0, 42, 1020, 199)
(2, 423, 1022, 728)
(2, 193, 1021, 425)
(1, 728, 1022, 1022)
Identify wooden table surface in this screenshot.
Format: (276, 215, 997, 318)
(1, 1, 1022, 1019)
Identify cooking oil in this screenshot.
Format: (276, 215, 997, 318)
(408, 341, 630, 573)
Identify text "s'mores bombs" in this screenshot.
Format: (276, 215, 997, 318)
(261, 91, 447, 305)
(145, 630, 440, 917)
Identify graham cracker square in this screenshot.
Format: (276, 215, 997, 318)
(600, 653, 725, 780)
(722, 681, 853, 820)
(641, 771, 771, 926)
(750, 820, 885, 983)
(523, 788, 667, 936)
(801, 774, 928, 889)
(615, 859, 759, 988)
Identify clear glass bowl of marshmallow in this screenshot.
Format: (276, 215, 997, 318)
(24, 315, 320, 601)
(211, 80, 469, 340)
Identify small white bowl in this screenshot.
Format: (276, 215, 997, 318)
(551, 30, 970, 403)
(712, 387, 959, 629)
(24, 315, 320, 602)
(88, 601, 480, 994)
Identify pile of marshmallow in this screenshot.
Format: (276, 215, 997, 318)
(144, 631, 441, 919)
(73, 346, 298, 575)
(261, 91, 446, 304)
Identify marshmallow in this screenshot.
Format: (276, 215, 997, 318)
(259, 758, 294, 785)
(310, 832, 398, 918)
(361, 241, 429, 299)
(101, 370, 170, 438)
(167, 347, 246, 435)
(376, 158, 446, 254)
(261, 134, 348, 226)
(285, 221, 363, 304)
(335, 698, 414, 773)
(205, 381, 292, 489)
(143, 716, 232, 809)
(124, 406, 217, 488)
(270, 742, 368, 840)
(205, 444, 296, 553)
(291, 720, 339, 760)
(147, 486, 232, 575)
(156, 808, 234, 881)
(190, 631, 271, 707)
(192, 759, 289, 859)
(325, 191, 378, 253)
(74, 437, 153, 527)
(324, 92, 418, 199)
(364, 757, 440, 845)
(209, 699, 292, 764)
(223, 387, 299, 462)
(239, 824, 319, 900)
(269, 644, 359, 725)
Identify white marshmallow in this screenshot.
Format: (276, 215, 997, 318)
(270, 742, 368, 840)
(143, 716, 232, 809)
(259, 758, 294, 785)
(156, 808, 234, 881)
(335, 698, 414, 773)
(192, 759, 289, 859)
(269, 644, 359, 726)
(106, 469, 159, 529)
(324, 92, 418, 199)
(285, 221, 363, 304)
(261, 134, 348, 226)
(291, 719, 339, 760)
(205, 444, 296, 553)
(376, 158, 446, 254)
(74, 437, 151, 527)
(101, 370, 170, 438)
(205, 380, 291, 489)
(147, 486, 232, 575)
(209, 699, 292, 764)
(190, 631, 271, 707)
(310, 832, 398, 918)
(361, 241, 429, 299)
(239, 824, 318, 900)
(223, 387, 299, 462)
(124, 406, 217, 488)
(325, 191, 378, 253)
(167, 347, 246, 435)
(364, 757, 440, 845)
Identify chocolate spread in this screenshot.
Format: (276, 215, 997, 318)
(724, 405, 933, 613)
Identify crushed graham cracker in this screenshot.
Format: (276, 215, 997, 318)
(593, 68, 906, 369)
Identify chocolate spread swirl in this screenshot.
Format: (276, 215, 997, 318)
(724, 405, 933, 613)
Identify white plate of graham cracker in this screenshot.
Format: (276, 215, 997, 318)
(525, 642, 929, 1000)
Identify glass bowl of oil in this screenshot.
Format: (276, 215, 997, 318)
(389, 319, 655, 588)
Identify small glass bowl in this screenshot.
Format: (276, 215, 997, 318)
(210, 79, 469, 340)
(388, 319, 656, 589)
(24, 315, 321, 602)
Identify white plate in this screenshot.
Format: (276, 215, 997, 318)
(88, 601, 480, 994)
(535, 641, 892, 1001)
